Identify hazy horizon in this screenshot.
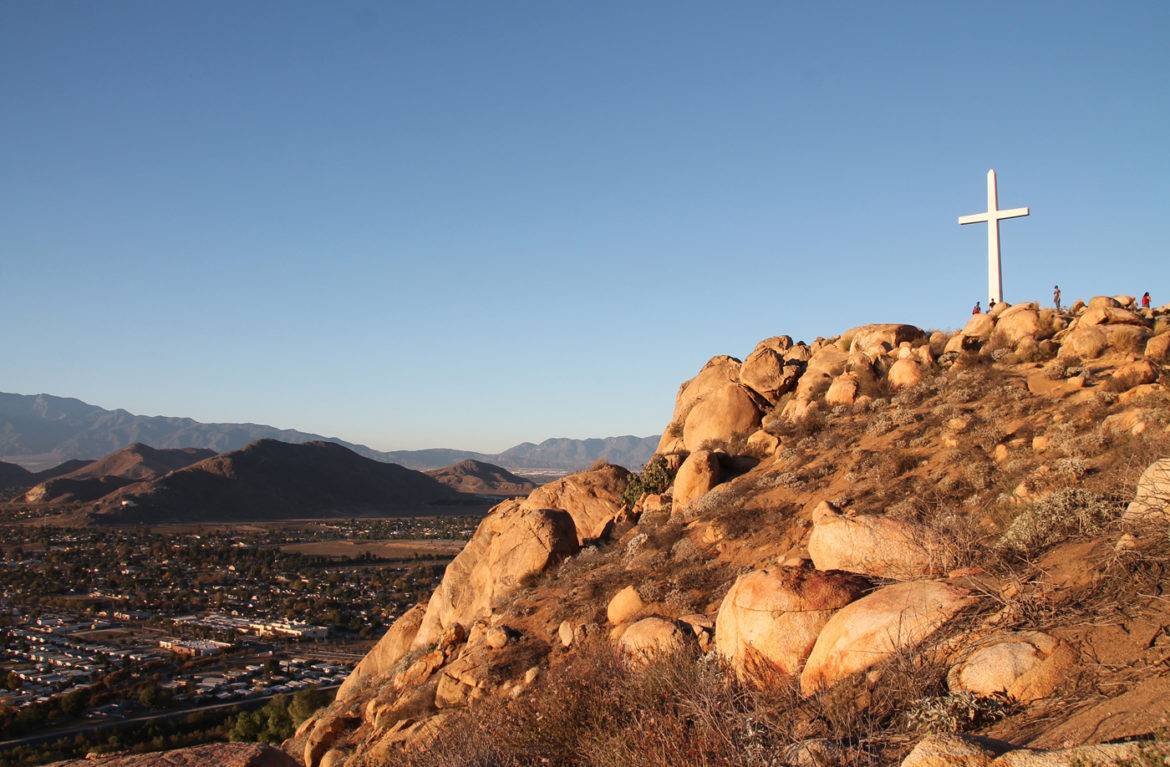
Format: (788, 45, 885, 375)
(3, 2, 1167, 452)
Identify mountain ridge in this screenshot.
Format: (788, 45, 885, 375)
(83, 439, 481, 525)
(0, 392, 658, 473)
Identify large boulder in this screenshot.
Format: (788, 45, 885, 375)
(825, 373, 860, 406)
(1146, 333, 1170, 361)
(888, 358, 924, 389)
(337, 604, 425, 701)
(672, 449, 722, 508)
(991, 304, 1043, 346)
(807, 502, 947, 579)
(521, 463, 631, 543)
(413, 500, 579, 648)
(800, 580, 971, 695)
(607, 585, 645, 625)
(657, 356, 743, 453)
(1078, 305, 1145, 326)
(740, 347, 801, 402)
(682, 384, 763, 452)
(1058, 325, 1108, 359)
(900, 734, 1163, 767)
(847, 324, 926, 357)
(1123, 458, 1170, 523)
(715, 566, 868, 678)
(961, 313, 995, 341)
(947, 631, 1074, 702)
(618, 617, 690, 666)
(1101, 323, 1151, 354)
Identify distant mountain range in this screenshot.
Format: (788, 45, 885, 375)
(0, 392, 659, 472)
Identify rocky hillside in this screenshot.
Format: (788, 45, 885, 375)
(22, 443, 215, 504)
(424, 459, 537, 496)
(129, 293, 1170, 767)
(81, 440, 484, 525)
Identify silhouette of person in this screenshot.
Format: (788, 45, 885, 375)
(972, 301, 982, 315)
(989, 298, 997, 310)
(1053, 285, 1062, 312)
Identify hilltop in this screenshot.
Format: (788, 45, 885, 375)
(0, 392, 657, 473)
(22, 443, 214, 504)
(425, 459, 537, 496)
(80, 440, 481, 525)
(276, 294, 1170, 767)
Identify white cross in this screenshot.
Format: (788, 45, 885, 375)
(958, 169, 1029, 305)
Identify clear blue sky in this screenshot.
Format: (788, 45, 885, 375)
(2, 1, 1167, 452)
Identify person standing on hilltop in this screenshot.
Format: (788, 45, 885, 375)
(1053, 285, 1062, 312)
(989, 298, 997, 311)
(1142, 291, 1151, 310)
(972, 301, 982, 315)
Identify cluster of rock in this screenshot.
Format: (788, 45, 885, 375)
(283, 295, 1169, 767)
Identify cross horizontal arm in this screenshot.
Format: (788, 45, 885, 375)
(958, 213, 990, 225)
(993, 207, 1029, 220)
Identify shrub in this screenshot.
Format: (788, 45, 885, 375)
(903, 692, 1011, 734)
(620, 456, 673, 510)
(998, 488, 1123, 555)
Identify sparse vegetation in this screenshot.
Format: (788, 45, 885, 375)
(998, 487, 1123, 555)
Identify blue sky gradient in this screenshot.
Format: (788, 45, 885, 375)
(2, 1, 1167, 451)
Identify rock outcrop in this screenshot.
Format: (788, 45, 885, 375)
(807, 502, 947, 579)
(336, 605, 425, 701)
(412, 500, 579, 648)
(519, 462, 631, 543)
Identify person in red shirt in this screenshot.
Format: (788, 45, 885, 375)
(972, 301, 982, 315)
(1142, 291, 1151, 309)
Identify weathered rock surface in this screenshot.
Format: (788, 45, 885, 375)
(1123, 458, 1170, 522)
(740, 347, 800, 402)
(715, 566, 868, 678)
(825, 373, 861, 406)
(618, 617, 689, 665)
(888, 358, 924, 389)
(607, 585, 645, 625)
(520, 463, 631, 544)
(847, 324, 926, 357)
(657, 356, 743, 453)
(682, 384, 763, 452)
(900, 733, 1163, 767)
(672, 449, 722, 508)
(807, 502, 947, 579)
(947, 631, 1074, 701)
(337, 604, 425, 701)
(413, 500, 579, 648)
(800, 580, 971, 695)
(991, 304, 1043, 346)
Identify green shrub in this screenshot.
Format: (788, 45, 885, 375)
(620, 456, 673, 510)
